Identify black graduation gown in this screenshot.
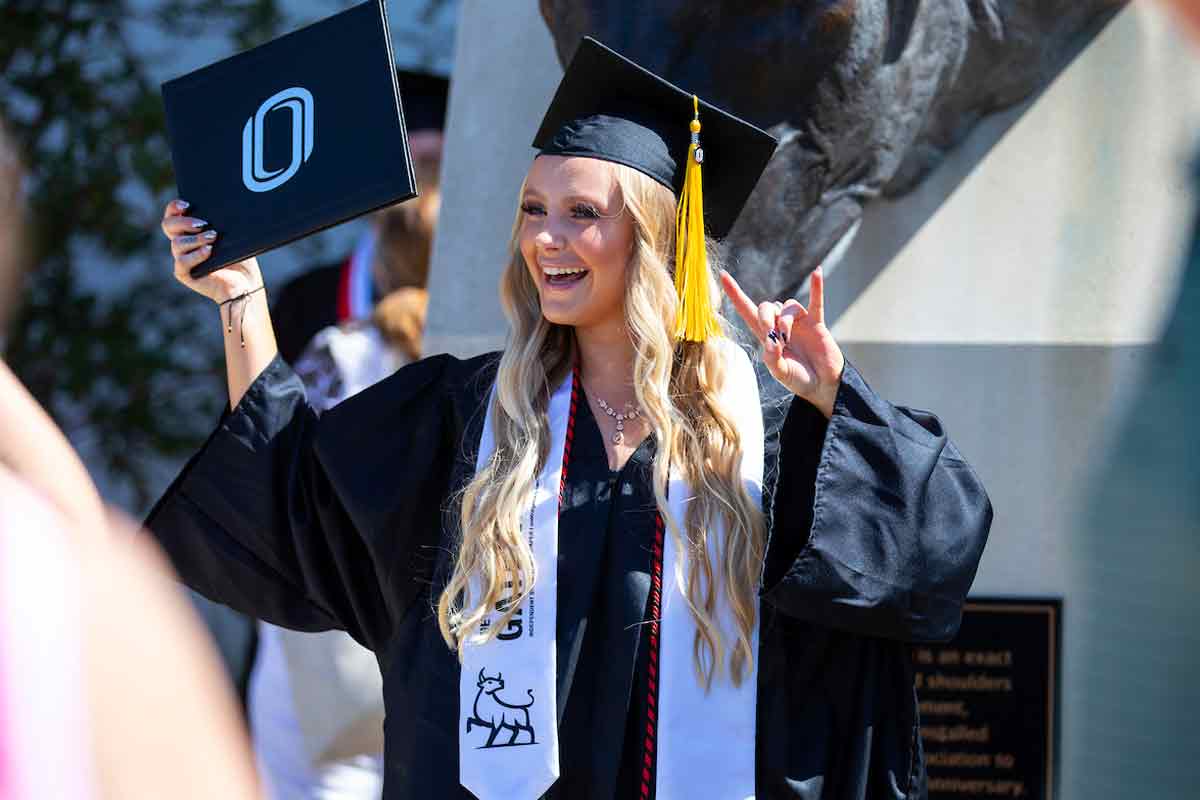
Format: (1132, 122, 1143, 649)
(145, 350, 992, 799)
(272, 260, 344, 365)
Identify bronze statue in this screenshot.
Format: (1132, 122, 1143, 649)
(539, 0, 1126, 300)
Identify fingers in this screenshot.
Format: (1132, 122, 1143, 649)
(757, 301, 795, 387)
(756, 301, 780, 342)
(171, 230, 217, 258)
(721, 268, 817, 346)
(776, 299, 806, 345)
(719, 270, 763, 335)
(809, 266, 825, 325)
(160, 199, 208, 239)
(173, 244, 214, 280)
(162, 198, 217, 280)
(163, 198, 188, 219)
(761, 330, 785, 376)
(162, 216, 208, 237)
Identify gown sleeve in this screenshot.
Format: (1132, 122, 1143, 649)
(144, 352, 464, 651)
(761, 361, 993, 643)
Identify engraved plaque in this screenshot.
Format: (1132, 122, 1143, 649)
(915, 599, 1061, 800)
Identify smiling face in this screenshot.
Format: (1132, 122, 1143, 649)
(518, 155, 635, 334)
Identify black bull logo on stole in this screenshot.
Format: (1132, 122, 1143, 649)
(465, 669, 538, 748)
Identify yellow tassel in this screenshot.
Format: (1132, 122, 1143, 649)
(674, 95, 720, 342)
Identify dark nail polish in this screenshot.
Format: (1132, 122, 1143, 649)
(767, 330, 779, 343)
(780, 331, 788, 344)
(178, 200, 190, 210)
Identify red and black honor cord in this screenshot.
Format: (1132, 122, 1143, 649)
(558, 363, 581, 507)
(640, 510, 666, 799)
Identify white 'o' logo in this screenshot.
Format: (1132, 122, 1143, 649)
(241, 87, 314, 193)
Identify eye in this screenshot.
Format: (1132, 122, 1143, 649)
(520, 202, 545, 217)
(571, 203, 601, 220)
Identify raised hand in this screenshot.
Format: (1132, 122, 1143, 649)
(161, 199, 262, 304)
(160, 198, 278, 409)
(720, 268, 845, 419)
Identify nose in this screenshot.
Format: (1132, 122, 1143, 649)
(535, 229, 559, 251)
(534, 215, 567, 253)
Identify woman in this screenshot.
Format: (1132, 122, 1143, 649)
(150, 38, 991, 799)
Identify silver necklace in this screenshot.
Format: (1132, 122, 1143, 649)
(595, 395, 641, 445)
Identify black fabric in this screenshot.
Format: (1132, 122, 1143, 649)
(589, 419, 662, 800)
(144, 351, 992, 799)
(272, 261, 343, 365)
(533, 37, 778, 238)
(547, 392, 659, 800)
(541, 113, 680, 195)
(396, 69, 449, 133)
(764, 363, 992, 643)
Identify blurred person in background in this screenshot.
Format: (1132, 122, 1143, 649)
(1170, 0, 1200, 35)
(273, 70, 446, 366)
(0, 120, 261, 800)
(248, 70, 446, 800)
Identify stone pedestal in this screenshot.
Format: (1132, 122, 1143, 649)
(423, 0, 561, 357)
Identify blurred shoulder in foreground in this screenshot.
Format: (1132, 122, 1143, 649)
(0, 469, 262, 799)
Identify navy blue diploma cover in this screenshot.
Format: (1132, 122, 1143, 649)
(161, 0, 416, 278)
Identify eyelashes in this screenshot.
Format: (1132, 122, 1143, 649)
(520, 202, 603, 220)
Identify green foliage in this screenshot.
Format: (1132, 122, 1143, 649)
(0, 0, 457, 509)
(0, 0, 289, 509)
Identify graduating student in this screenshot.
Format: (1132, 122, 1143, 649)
(152, 38, 992, 799)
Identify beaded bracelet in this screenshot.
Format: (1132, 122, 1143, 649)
(219, 285, 265, 349)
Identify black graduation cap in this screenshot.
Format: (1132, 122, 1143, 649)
(396, 69, 449, 133)
(532, 36, 777, 240)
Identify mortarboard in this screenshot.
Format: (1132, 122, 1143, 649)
(532, 37, 778, 341)
(395, 69, 449, 133)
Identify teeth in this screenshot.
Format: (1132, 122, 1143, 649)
(543, 266, 587, 276)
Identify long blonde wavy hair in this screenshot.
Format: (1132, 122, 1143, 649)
(437, 160, 767, 688)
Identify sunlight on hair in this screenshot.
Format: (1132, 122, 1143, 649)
(437, 160, 766, 689)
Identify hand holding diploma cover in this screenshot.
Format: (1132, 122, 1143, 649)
(161, 0, 416, 279)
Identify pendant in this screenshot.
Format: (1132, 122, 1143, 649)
(612, 431, 624, 445)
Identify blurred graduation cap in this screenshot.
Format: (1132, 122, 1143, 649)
(533, 37, 778, 341)
(395, 69, 449, 133)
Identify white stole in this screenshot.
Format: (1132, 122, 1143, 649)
(461, 341, 763, 799)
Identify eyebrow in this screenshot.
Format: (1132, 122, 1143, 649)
(520, 188, 612, 207)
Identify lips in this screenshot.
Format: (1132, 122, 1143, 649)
(542, 265, 589, 288)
